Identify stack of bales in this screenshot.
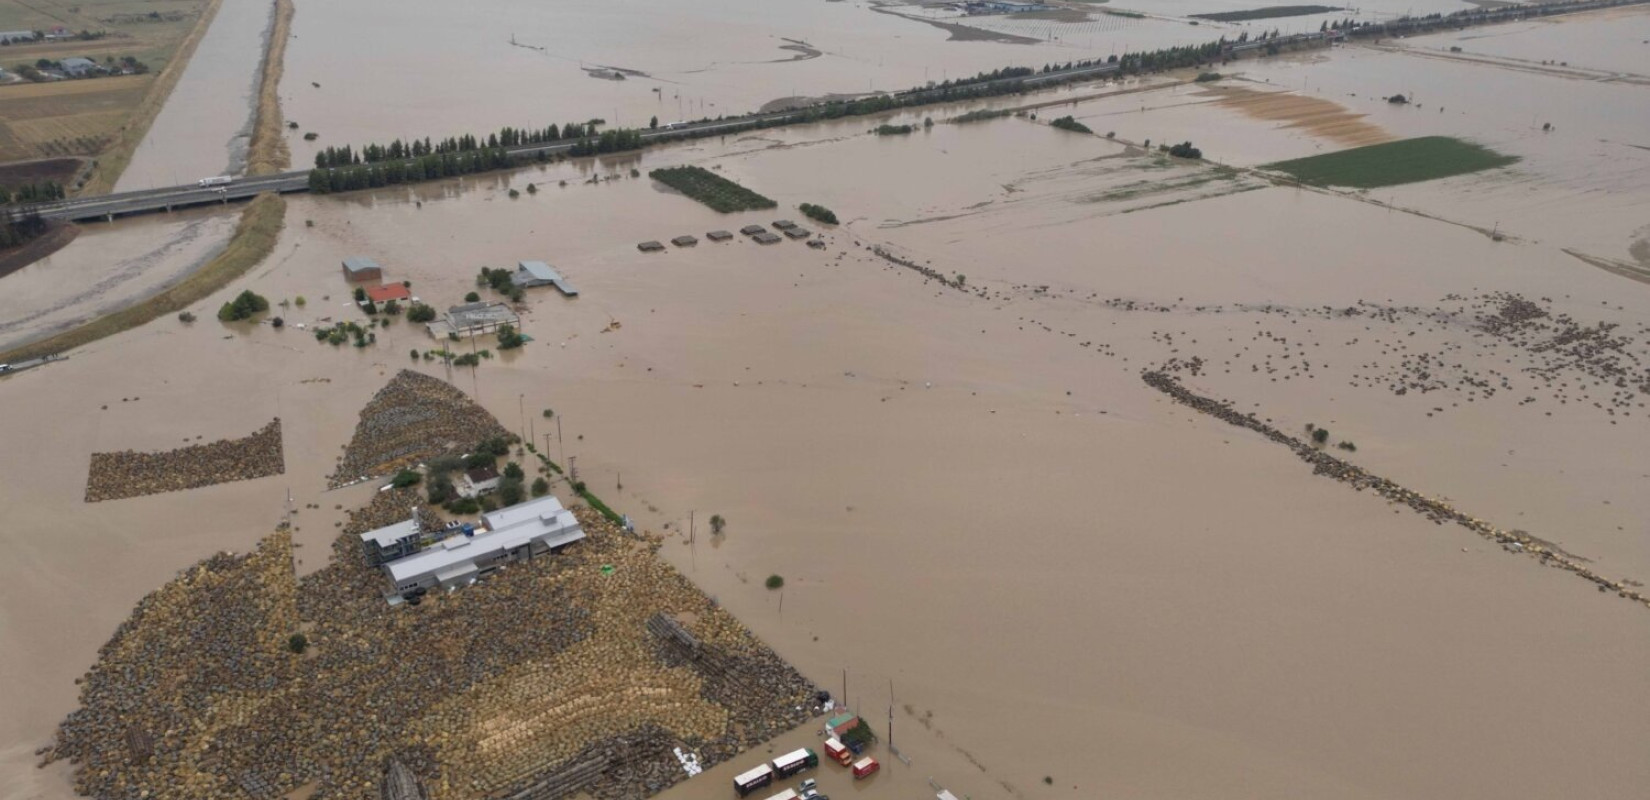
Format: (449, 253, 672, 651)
(85, 418, 285, 502)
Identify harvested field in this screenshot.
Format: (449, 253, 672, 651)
(1191, 5, 1341, 21)
(0, 77, 150, 162)
(329, 369, 512, 487)
(1201, 84, 1390, 148)
(0, 0, 218, 188)
(47, 497, 817, 800)
(1261, 136, 1519, 188)
(648, 166, 776, 213)
(85, 418, 283, 502)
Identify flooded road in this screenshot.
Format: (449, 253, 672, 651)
(5, 7, 1650, 800)
(114, 0, 278, 191)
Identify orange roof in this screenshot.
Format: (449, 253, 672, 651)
(366, 284, 410, 303)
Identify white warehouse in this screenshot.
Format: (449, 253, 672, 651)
(380, 495, 585, 595)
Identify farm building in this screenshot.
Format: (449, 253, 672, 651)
(0, 31, 36, 44)
(59, 57, 100, 77)
(427, 301, 519, 338)
(462, 464, 500, 497)
(513, 261, 579, 296)
(783, 226, 811, 240)
(637, 241, 666, 252)
(706, 230, 734, 241)
(365, 284, 411, 303)
(772, 220, 798, 231)
(671, 235, 698, 247)
(359, 516, 426, 567)
(381, 495, 585, 594)
(752, 232, 782, 245)
(342, 256, 383, 281)
(739, 225, 767, 236)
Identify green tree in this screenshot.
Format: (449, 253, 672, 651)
(531, 477, 550, 497)
(406, 302, 437, 323)
(498, 478, 525, 506)
(287, 633, 308, 654)
(766, 574, 784, 590)
(503, 461, 524, 481)
(217, 289, 269, 321)
(650, 115, 659, 129)
(710, 514, 726, 535)
(391, 469, 422, 488)
(465, 291, 480, 303)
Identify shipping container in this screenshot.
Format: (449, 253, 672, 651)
(823, 738, 852, 766)
(772, 748, 819, 778)
(734, 764, 774, 796)
(852, 756, 880, 779)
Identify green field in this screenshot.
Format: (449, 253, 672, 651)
(1191, 5, 1340, 22)
(648, 166, 775, 213)
(1260, 136, 1519, 189)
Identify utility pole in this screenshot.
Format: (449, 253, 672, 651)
(556, 415, 565, 466)
(518, 393, 525, 443)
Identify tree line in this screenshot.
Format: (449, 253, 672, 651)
(312, 123, 607, 169)
(0, 181, 64, 205)
(0, 209, 48, 249)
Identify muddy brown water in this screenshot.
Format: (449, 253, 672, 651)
(5, 11, 1650, 800)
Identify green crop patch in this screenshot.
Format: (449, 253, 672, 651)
(648, 166, 776, 213)
(1261, 136, 1518, 189)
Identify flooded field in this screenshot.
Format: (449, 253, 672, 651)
(5, 5, 1650, 800)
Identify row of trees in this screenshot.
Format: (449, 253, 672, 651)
(308, 147, 520, 193)
(312, 123, 605, 168)
(0, 181, 64, 205)
(0, 210, 48, 249)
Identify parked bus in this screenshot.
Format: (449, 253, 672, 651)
(771, 748, 819, 778)
(733, 763, 774, 796)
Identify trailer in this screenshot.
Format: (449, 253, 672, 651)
(763, 791, 800, 800)
(734, 764, 774, 797)
(823, 738, 852, 766)
(771, 748, 818, 778)
(851, 756, 879, 780)
(197, 175, 232, 187)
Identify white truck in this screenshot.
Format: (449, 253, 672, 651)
(197, 175, 233, 188)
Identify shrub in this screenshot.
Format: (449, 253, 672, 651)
(177, 311, 196, 323)
(390, 469, 422, 488)
(766, 574, 784, 590)
(427, 475, 457, 505)
(1337, 441, 1358, 452)
(710, 514, 726, 534)
(217, 290, 270, 322)
(1050, 116, 1092, 134)
(465, 291, 480, 303)
(294, 296, 306, 307)
(498, 478, 525, 506)
(1167, 141, 1203, 159)
(531, 477, 550, 497)
(406, 302, 437, 322)
(503, 461, 524, 481)
(444, 496, 480, 515)
(1195, 72, 1222, 82)
(1312, 427, 1330, 445)
(271, 317, 284, 328)
(874, 123, 914, 136)
(287, 633, 308, 654)
(383, 299, 401, 315)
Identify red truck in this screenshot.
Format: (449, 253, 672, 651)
(851, 756, 880, 780)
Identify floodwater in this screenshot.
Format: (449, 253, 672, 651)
(5, 8, 1650, 800)
(114, 0, 278, 191)
(277, 0, 1209, 167)
(0, 208, 237, 352)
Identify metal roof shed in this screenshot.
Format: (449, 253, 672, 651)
(342, 256, 383, 281)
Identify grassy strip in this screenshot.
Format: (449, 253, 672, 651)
(1260, 136, 1518, 188)
(245, 0, 294, 176)
(1191, 5, 1340, 21)
(0, 193, 286, 362)
(648, 166, 776, 212)
(576, 485, 625, 525)
(78, 0, 226, 195)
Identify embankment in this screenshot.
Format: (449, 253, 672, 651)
(0, 193, 286, 363)
(245, 0, 295, 176)
(78, 0, 227, 196)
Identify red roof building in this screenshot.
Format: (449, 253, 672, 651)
(366, 284, 411, 303)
